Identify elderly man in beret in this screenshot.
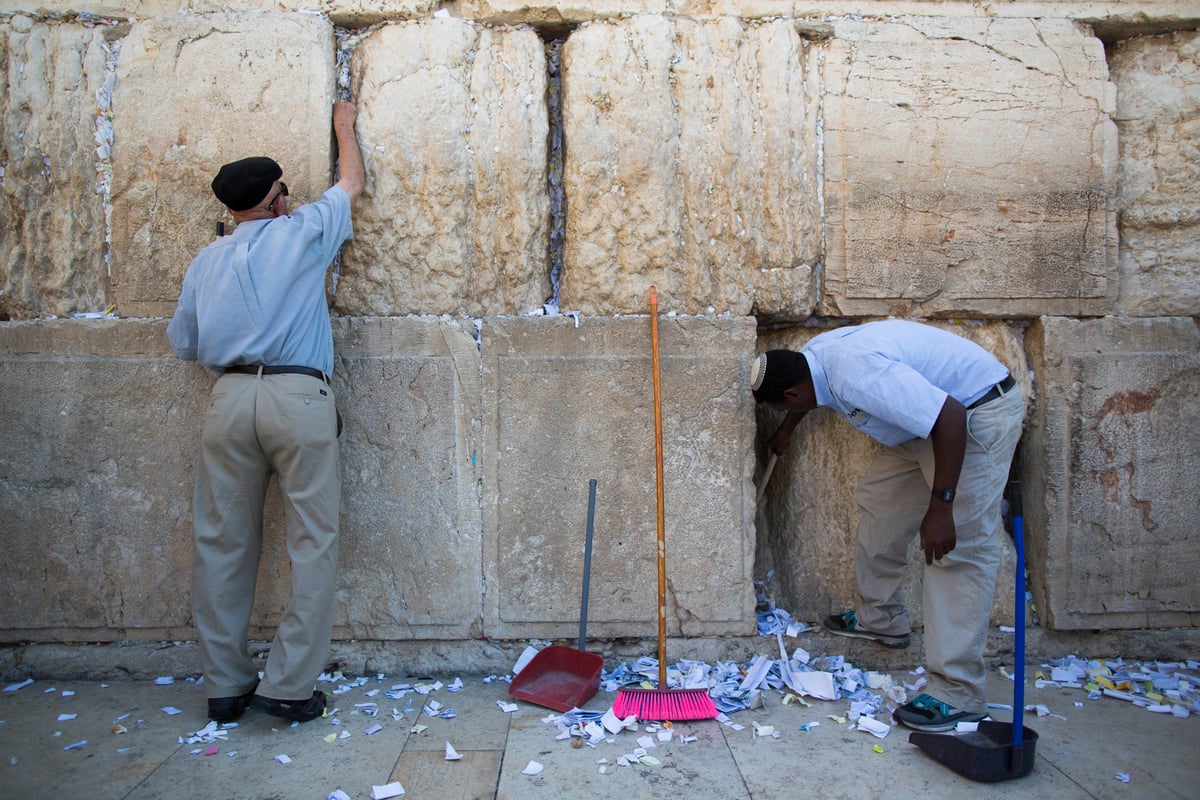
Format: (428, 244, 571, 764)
(167, 102, 365, 724)
(750, 320, 1024, 733)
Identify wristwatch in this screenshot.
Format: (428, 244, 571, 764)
(931, 487, 956, 503)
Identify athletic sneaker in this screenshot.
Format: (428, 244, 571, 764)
(823, 610, 910, 649)
(894, 693, 988, 732)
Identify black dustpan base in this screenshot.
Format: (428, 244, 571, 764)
(910, 721, 1038, 782)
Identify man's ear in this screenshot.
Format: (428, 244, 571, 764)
(782, 384, 804, 401)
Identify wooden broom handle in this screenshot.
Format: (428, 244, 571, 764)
(649, 286, 668, 685)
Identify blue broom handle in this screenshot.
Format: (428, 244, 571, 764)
(579, 479, 597, 651)
(1011, 481, 1025, 749)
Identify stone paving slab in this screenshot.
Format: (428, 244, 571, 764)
(498, 703, 751, 799)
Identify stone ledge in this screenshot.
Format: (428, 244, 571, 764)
(5, 627, 1199, 682)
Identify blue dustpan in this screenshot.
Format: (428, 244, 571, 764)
(909, 481, 1038, 781)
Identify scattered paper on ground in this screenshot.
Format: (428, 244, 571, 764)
(371, 782, 405, 799)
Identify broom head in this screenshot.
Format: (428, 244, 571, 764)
(612, 686, 718, 721)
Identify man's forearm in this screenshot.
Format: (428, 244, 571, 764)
(928, 396, 966, 500)
(333, 105, 366, 200)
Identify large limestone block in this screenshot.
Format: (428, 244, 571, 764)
(822, 17, 1118, 318)
(331, 316, 483, 639)
(481, 315, 758, 639)
(1023, 316, 1200, 630)
(448, 1, 668, 26)
(559, 16, 821, 317)
(1111, 31, 1200, 317)
(0, 317, 483, 642)
(755, 320, 1029, 628)
(0, 320, 202, 639)
(110, 12, 336, 318)
(307, 1, 435, 26)
(0, 16, 114, 320)
(339, 19, 550, 317)
(0, 1, 434, 23)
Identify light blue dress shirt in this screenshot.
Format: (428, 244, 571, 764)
(167, 185, 352, 377)
(802, 320, 1010, 446)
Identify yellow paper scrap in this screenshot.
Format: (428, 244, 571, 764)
(873, 744, 885, 754)
(324, 733, 338, 744)
(827, 714, 846, 725)
(1095, 676, 1117, 691)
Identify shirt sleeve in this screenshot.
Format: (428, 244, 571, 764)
(166, 271, 199, 361)
(291, 185, 353, 265)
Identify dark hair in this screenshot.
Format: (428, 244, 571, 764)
(752, 350, 811, 404)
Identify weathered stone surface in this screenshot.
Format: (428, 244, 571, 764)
(754, 321, 1029, 628)
(447, 0, 661, 26)
(310, 0, 435, 26)
(109, 12, 336, 318)
(0, 1, 435, 23)
(0, 317, 483, 641)
(0, 320, 200, 638)
(481, 315, 758, 639)
(1023, 316, 1200, 630)
(0, 16, 114, 320)
(559, 16, 820, 317)
(338, 19, 550, 317)
(1111, 31, 1200, 317)
(330, 316, 482, 639)
(5, 0, 1200, 32)
(822, 17, 1117, 319)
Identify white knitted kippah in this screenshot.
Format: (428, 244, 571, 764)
(749, 353, 767, 391)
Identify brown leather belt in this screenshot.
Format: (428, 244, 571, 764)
(968, 374, 1016, 409)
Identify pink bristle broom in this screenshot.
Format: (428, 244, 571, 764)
(612, 286, 718, 722)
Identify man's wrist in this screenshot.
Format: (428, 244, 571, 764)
(931, 487, 956, 503)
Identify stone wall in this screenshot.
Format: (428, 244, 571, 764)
(1, 1, 1198, 666)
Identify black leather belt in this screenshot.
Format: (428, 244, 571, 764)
(968, 374, 1016, 409)
(224, 364, 330, 384)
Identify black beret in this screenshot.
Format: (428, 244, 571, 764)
(211, 157, 282, 211)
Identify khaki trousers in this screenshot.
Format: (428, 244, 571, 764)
(852, 385, 1024, 712)
(191, 372, 340, 701)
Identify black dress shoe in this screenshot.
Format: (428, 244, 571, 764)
(208, 683, 258, 723)
(249, 690, 327, 723)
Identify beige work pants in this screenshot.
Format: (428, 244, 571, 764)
(852, 385, 1024, 712)
(191, 371, 340, 702)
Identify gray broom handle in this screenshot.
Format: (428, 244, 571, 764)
(579, 479, 597, 651)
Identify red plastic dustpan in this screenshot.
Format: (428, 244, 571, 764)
(509, 480, 604, 712)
